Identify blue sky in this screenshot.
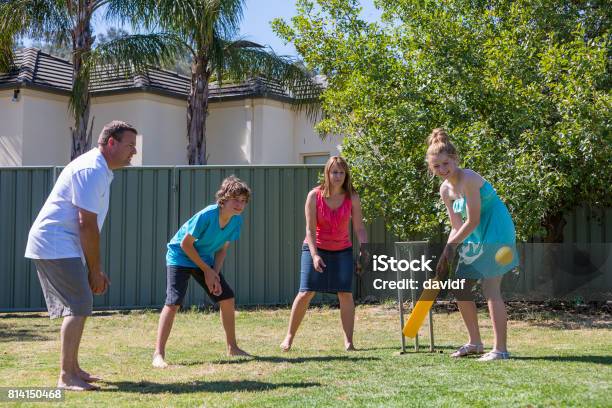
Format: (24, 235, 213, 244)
(23, 1, 382, 57)
(239, 0, 382, 56)
(27, 0, 382, 57)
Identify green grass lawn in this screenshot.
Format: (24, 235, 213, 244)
(1, 304, 610, 407)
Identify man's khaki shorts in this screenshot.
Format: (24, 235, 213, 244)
(34, 258, 93, 319)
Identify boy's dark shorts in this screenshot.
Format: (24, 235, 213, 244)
(165, 265, 235, 306)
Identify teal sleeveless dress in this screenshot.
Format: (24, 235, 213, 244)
(453, 181, 518, 279)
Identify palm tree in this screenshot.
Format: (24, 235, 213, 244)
(109, 0, 321, 164)
(0, 1, 182, 159)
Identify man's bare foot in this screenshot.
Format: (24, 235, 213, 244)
(280, 335, 293, 352)
(345, 343, 356, 351)
(58, 373, 99, 391)
(152, 353, 168, 368)
(77, 368, 101, 382)
(227, 346, 251, 357)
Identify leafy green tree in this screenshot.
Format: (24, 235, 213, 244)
(111, 0, 322, 164)
(273, 0, 611, 242)
(0, 1, 182, 159)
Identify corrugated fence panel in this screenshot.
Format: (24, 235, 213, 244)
(1, 165, 610, 311)
(96, 167, 175, 309)
(0, 168, 54, 311)
(564, 207, 612, 293)
(175, 166, 327, 307)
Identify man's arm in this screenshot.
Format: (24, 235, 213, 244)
(78, 207, 110, 294)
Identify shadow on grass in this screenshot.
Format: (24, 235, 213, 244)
(352, 346, 408, 352)
(101, 380, 320, 394)
(513, 355, 612, 365)
(0, 313, 48, 319)
(0, 322, 54, 342)
(358, 345, 459, 352)
(177, 355, 381, 366)
(525, 318, 612, 330)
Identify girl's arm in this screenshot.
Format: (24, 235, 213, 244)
(441, 184, 464, 239)
(437, 184, 469, 278)
(351, 193, 368, 245)
(447, 176, 481, 244)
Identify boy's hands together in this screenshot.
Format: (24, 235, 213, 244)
(204, 269, 222, 296)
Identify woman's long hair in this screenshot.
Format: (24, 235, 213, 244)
(319, 156, 355, 198)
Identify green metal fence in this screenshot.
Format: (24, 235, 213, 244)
(0, 168, 54, 311)
(0, 165, 395, 311)
(0, 166, 609, 312)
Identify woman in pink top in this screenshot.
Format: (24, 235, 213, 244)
(281, 156, 368, 351)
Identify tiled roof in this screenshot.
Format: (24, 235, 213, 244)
(0, 48, 309, 102)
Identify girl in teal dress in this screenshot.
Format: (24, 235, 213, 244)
(427, 128, 517, 361)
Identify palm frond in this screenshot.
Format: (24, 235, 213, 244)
(106, 0, 199, 49)
(0, 0, 72, 70)
(212, 0, 244, 40)
(104, 0, 160, 31)
(70, 32, 185, 116)
(111, 0, 245, 53)
(217, 38, 323, 121)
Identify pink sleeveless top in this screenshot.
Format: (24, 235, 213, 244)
(304, 187, 352, 251)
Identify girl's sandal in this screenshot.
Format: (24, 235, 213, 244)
(478, 351, 510, 361)
(451, 343, 484, 357)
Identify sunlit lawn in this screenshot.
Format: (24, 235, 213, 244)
(1, 304, 610, 407)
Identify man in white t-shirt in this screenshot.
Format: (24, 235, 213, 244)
(25, 120, 137, 391)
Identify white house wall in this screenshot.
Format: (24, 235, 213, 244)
(21, 89, 71, 166)
(254, 100, 295, 164)
(1, 89, 343, 166)
(91, 92, 188, 166)
(252, 99, 342, 165)
(0, 89, 24, 166)
(136, 96, 188, 165)
(293, 110, 342, 163)
(207, 100, 251, 164)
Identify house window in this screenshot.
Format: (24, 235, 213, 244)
(303, 154, 329, 164)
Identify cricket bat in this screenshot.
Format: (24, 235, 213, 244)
(403, 244, 455, 338)
(402, 279, 441, 338)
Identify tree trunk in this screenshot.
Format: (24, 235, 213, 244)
(70, 2, 94, 160)
(542, 210, 567, 243)
(187, 55, 210, 165)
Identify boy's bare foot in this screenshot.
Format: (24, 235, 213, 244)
(77, 368, 101, 382)
(58, 373, 100, 391)
(345, 343, 356, 351)
(152, 353, 169, 368)
(280, 336, 293, 352)
(227, 346, 251, 357)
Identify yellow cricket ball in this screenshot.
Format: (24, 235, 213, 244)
(495, 246, 513, 266)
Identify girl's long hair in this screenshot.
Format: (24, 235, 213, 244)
(426, 128, 458, 159)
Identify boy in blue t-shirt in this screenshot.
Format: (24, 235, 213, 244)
(153, 176, 251, 368)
